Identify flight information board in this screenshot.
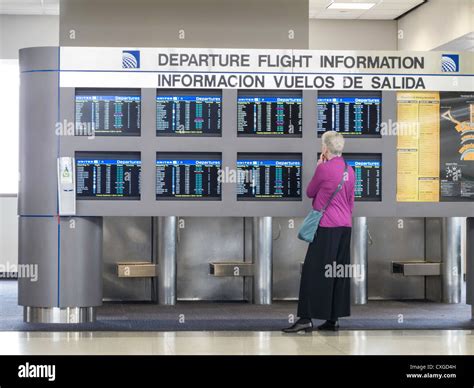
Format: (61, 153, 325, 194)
(76, 152, 141, 199)
(237, 153, 302, 200)
(317, 92, 381, 137)
(75, 89, 141, 136)
(344, 153, 382, 201)
(156, 153, 221, 199)
(156, 90, 221, 135)
(237, 92, 302, 136)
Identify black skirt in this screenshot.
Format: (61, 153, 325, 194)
(297, 226, 352, 320)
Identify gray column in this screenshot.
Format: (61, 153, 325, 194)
(20, 216, 103, 323)
(441, 217, 463, 304)
(157, 216, 177, 305)
(252, 217, 273, 305)
(351, 217, 368, 305)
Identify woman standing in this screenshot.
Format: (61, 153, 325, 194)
(283, 131, 355, 333)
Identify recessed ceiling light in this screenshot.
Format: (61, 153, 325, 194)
(327, 2, 376, 10)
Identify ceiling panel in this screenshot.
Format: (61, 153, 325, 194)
(310, 0, 426, 20)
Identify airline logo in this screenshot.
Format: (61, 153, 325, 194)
(441, 54, 459, 72)
(122, 50, 140, 69)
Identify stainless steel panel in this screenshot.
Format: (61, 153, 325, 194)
(272, 217, 307, 300)
(209, 262, 253, 277)
(117, 262, 157, 278)
(425, 217, 443, 302)
(157, 216, 177, 305)
(177, 217, 244, 301)
(253, 217, 273, 305)
(392, 261, 441, 276)
(102, 217, 153, 302)
(367, 217, 425, 300)
(351, 217, 368, 304)
(24, 306, 95, 324)
(442, 217, 463, 303)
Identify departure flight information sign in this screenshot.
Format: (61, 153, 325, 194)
(237, 92, 302, 136)
(75, 89, 141, 136)
(156, 90, 221, 135)
(317, 92, 381, 137)
(344, 153, 382, 201)
(156, 153, 221, 199)
(237, 153, 302, 200)
(75, 152, 141, 199)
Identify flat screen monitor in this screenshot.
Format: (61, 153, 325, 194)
(156, 90, 222, 136)
(75, 152, 141, 199)
(156, 152, 222, 199)
(75, 89, 141, 136)
(237, 91, 302, 136)
(344, 153, 382, 201)
(317, 91, 381, 137)
(237, 153, 302, 200)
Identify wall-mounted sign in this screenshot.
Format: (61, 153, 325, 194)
(59, 48, 473, 91)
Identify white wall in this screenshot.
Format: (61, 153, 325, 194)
(398, 0, 473, 51)
(309, 19, 398, 50)
(0, 15, 59, 59)
(0, 197, 18, 270)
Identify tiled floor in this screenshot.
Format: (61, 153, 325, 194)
(0, 330, 473, 355)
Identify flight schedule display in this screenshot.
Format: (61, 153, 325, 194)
(75, 89, 141, 136)
(156, 90, 221, 135)
(345, 153, 382, 201)
(156, 153, 221, 199)
(317, 91, 381, 137)
(237, 153, 302, 200)
(237, 91, 302, 136)
(76, 152, 141, 199)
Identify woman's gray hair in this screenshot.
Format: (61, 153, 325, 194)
(322, 131, 345, 156)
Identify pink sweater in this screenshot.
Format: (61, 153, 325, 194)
(307, 156, 355, 228)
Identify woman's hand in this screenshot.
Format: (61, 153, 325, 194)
(317, 153, 326, 166)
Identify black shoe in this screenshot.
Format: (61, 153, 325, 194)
(317, 321, 339, 331)
(282, 321, 313, 334)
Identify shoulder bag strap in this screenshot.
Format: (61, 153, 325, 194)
(321, 163, 347, 213)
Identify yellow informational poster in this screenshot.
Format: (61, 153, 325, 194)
(396, 92, 440, 202)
